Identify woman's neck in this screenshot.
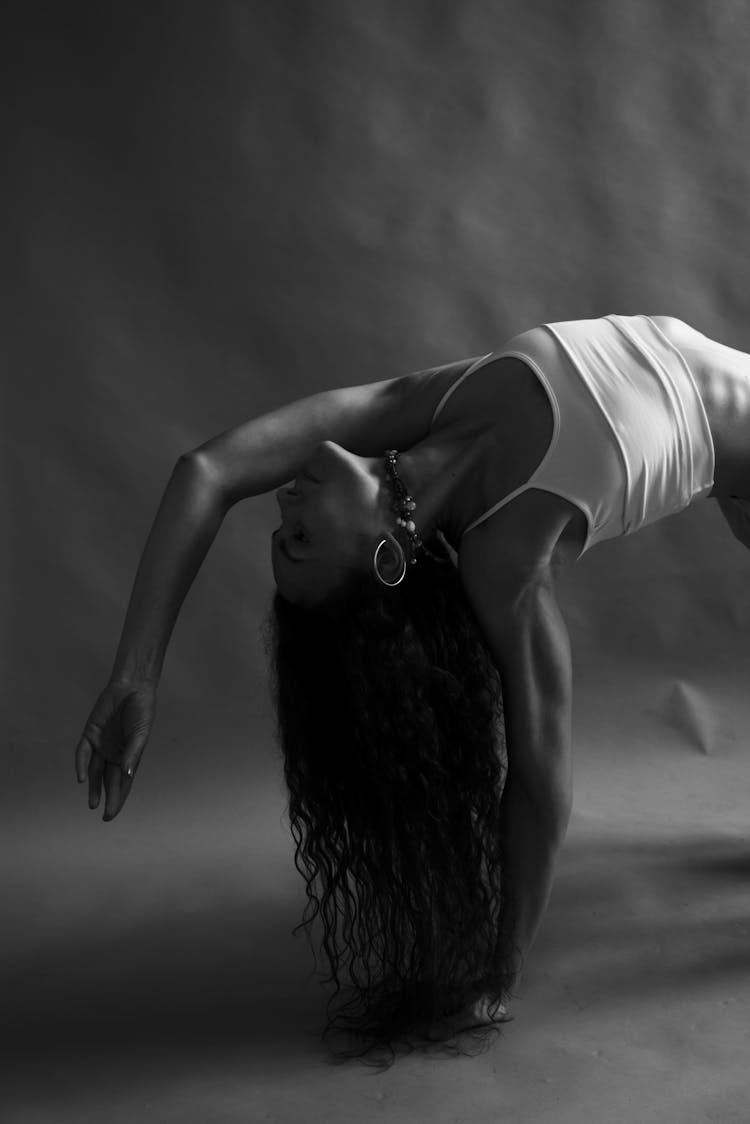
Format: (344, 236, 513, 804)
(388, 435, 486, 547)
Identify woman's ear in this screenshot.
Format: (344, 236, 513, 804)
(373, 532, 407, 586)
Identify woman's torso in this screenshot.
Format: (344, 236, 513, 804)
(413, 315, 749, 567)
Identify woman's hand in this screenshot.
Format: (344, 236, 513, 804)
(74, 681, 157, 821)
(427, 994, 513, 1041)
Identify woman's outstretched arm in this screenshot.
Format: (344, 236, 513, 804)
(497, 572, 573, 991)
(188, 355, 488, 508)
(76, 359, 480, 817)
(111, 375, 418, 684)
(461, 559, 573, 996)
(75, 371, 426, 818)
(107, 456, 225, 688)
(189, 372, 425, 509)
(75, 456, 228, 819)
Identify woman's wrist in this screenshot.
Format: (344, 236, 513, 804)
(108, 675, 157, 690)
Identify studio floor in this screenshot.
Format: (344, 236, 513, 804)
(6, 660, 750, 1124)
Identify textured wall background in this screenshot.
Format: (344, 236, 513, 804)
(5, 2, 750, 1121)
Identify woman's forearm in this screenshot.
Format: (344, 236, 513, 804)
(499, 778, 568, 991)
(109, 456, 226, 686)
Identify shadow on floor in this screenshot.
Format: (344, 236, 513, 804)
(5, 828, 750, 1112)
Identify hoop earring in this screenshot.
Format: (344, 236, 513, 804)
(373, 538, 407, 587)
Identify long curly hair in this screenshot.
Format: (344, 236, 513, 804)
(264, 533, 519, 1067)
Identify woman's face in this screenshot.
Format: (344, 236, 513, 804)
(271, 441, 389, 605)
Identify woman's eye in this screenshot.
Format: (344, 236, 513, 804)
(293, 527, 309, 543)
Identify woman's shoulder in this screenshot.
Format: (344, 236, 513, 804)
(458, 488, 586, 583)
(397, 354, 490, 424)
(400, 348, 550, 442)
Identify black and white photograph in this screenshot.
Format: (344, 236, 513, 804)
(5, 2, 750, 1120)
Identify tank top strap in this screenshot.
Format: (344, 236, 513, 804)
(429, 352, 495, 430)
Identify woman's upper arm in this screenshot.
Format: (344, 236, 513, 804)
(183, 356, 480, 510)
(186, 375, 415, 508)
(461, 559, 574, 833)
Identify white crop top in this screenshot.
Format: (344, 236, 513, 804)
(429, 314, 715, 558)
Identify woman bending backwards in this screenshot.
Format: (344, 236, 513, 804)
(74, 314, 750, 1061)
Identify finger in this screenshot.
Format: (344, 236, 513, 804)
(120, 731, 149, 780)
(115, 771, 134, 816)
(88, 751, 105, 810)
(104, 765, 134, 821)
(75, 731, 95, 783)
(102, 761, 124, 822)
(483, 999, 513, 1024)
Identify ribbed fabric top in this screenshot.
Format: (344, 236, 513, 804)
(429, 315, 715, 558)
